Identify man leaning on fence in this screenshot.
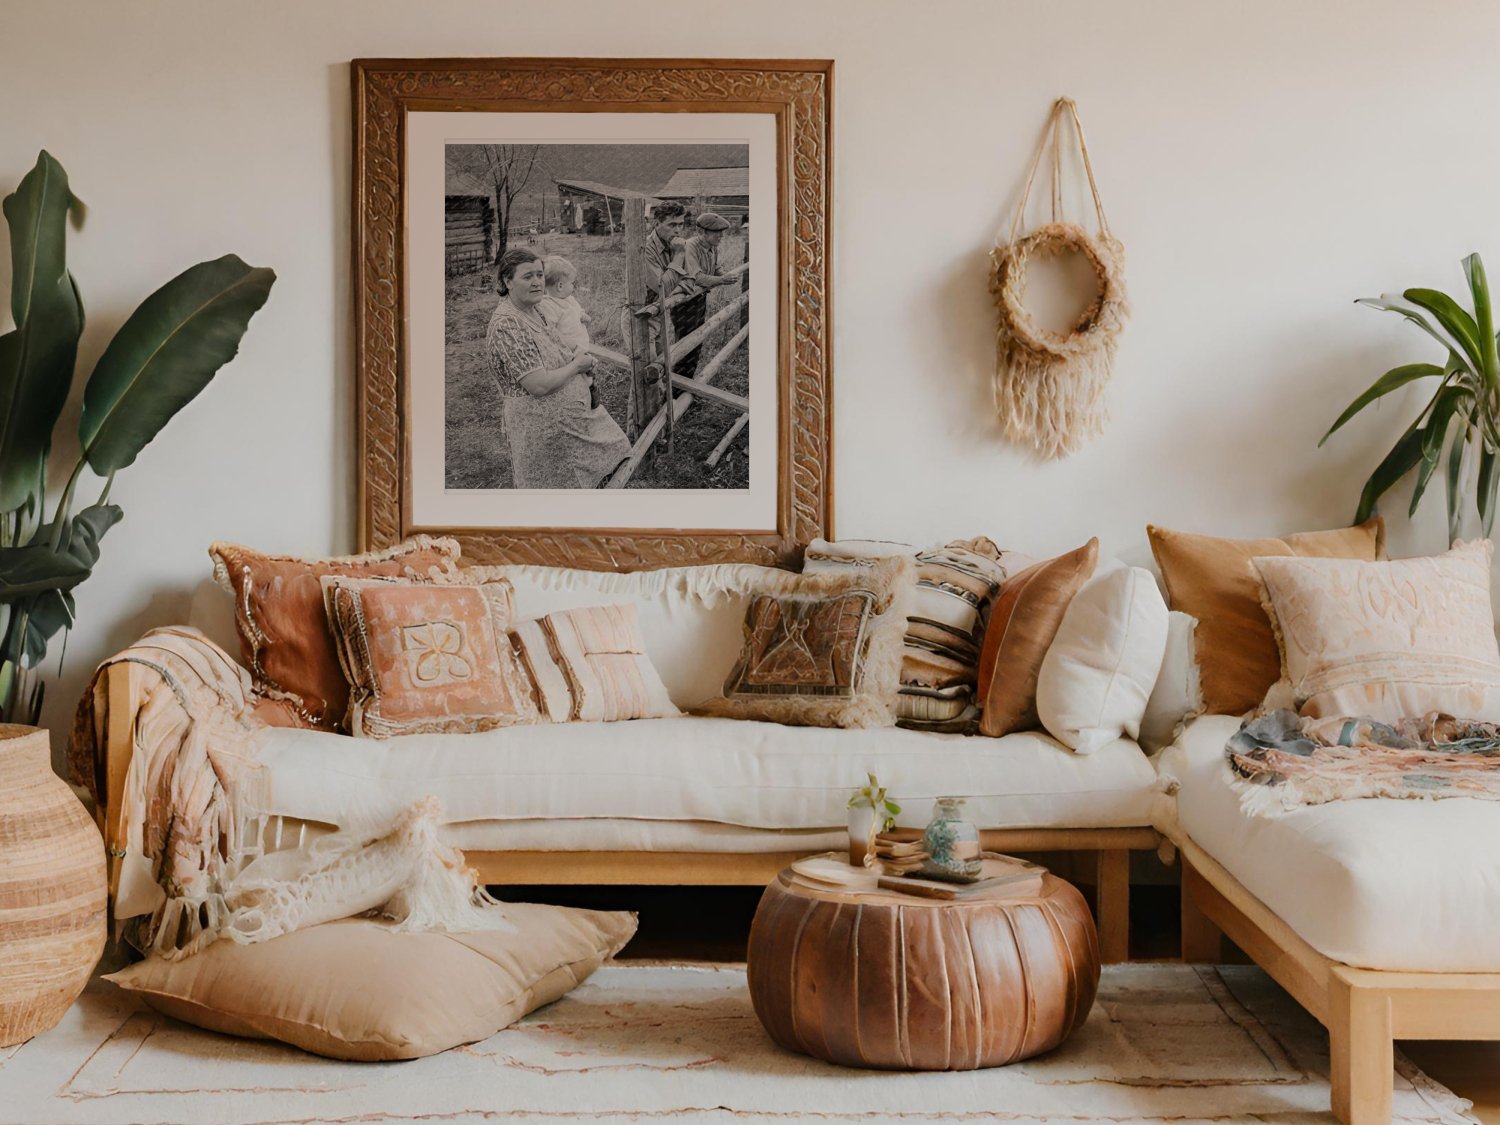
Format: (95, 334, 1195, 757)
(672, 211, 735, 379)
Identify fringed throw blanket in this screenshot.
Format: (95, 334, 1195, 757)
(69, 627, 510, 960)
(1226, 708, 1500, 816)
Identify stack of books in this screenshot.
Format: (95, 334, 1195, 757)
(871, 833, 927, 875)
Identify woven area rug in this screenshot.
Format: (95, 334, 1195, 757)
(0, 962, 1475, 1124)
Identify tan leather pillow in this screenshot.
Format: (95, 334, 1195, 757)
(977, 539, 1099, 737)
(104, 904, 637, 1061)
(322, 575, 540, 737)
(1147, 518, 1385, 716)
(210, 537, 461, 730)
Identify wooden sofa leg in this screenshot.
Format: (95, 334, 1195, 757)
(1179, 858, 1224, 963)
(1328, 968, 1393, 1125)
(1094, 849, 1129, 964)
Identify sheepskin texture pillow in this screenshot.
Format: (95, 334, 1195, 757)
(509, 603, 679, 723)
(977, 539, 1099, 737)
(1137, 611, 1203, 752)
(1147, 519, 1385, 717)
(105, 903, 637, 1061)
(210, 537, 461, 730)
(322, 574, 540, 738)
(1036, 564, 1170, 754)
(1254, 539, 1500, 723)
(803, 537, 1028, 732)
(699, 555, 916, 729)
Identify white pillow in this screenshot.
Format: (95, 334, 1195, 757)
(1036, 564, 1169, 754)
(1138, 611, 1202, 752)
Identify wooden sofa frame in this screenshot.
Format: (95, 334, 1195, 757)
(99, 661, 1156, 963)
(1178, 835, 1500, 1125)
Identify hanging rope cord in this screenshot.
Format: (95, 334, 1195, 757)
(990, 97, 1129, 460)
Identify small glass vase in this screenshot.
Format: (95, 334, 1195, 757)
(921, 797, 983, 882)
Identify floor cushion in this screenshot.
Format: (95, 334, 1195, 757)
(1158, 714, 1500, 972)
(104, 902, 637, 1060)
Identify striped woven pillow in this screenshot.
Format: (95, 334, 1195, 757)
(803, 538, 1026, 732)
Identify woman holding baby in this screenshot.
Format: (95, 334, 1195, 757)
(485, 248, 630, 488)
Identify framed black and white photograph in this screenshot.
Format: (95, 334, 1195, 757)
(353, 58, 833, 569)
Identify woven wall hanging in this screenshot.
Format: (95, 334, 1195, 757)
(990, 97, 1129, 460)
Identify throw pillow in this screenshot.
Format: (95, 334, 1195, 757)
(1254, 540, 1500, 722)
(210, 537, 461, 730)
(509, 603, 679, 723)
(1146, 518, 1385, 716)
(1137, 611, 1203, 752)
(322, 575, 540, 738)
(699, 554, 916, 729)
(976, 538, 1099, 738)
(1035, 564, 1170, 754)
(104, 903, 637, 1061)
(804, 537, 1025, 731)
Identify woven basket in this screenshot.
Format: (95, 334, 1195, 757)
(0, 724, 106, 1046)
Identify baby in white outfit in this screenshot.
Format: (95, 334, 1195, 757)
(538, 255, 591, 356)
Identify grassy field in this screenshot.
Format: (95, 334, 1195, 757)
(444, 231, 750, 490)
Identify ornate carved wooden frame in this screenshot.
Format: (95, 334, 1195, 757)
(352, 57, 833, 569)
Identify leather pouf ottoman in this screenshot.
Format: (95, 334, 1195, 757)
(747, 865, 1099, 1070)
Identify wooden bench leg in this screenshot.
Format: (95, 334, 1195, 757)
(1329, 967, 1393, 1125)
(1095, 848, 1129, 964)
(1179, 858, 1224, 963)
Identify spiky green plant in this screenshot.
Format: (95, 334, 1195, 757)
(0, 151, 274, 724)
(1323, 253, 1500, 544)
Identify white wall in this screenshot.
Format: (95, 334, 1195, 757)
(2, 0, 1496, 746)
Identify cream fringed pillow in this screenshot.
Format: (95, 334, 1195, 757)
(1254, 540, 1500, 722)
(322, 575, 539, 738)
(698, 555, 915, 729)
(105, 905, 637, 1061)
(510, 603, 679, 723)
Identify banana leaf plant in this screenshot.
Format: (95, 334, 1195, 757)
(0, 151, 274, 725)
(1322, 253, 1500, 545)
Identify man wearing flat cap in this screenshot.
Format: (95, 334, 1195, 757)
(672, 211, 735, 379)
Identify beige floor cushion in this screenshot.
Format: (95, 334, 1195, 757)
(105, 902, 636, 1060)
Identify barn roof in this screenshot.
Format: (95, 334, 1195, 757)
(656, 166, 750, 199)
(446, 169, 492, 198)
(554, 177, 661, 205)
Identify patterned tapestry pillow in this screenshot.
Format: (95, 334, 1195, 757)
(211, 537, 461, 730)
(1147, 518, 1385, 717)
(700, 555, 916, 729)
(1254, 539, 1500, 723)
(977, 538, 1099, 738)
(803, 538, 1024, 731)
(510, 603, 680, 723)
(322, 575, 539, 738)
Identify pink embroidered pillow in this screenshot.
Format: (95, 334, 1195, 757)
(510, 604, 679, 723)
(322, 575, 539, 738)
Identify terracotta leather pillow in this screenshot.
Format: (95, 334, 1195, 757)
(104, 904, 637, 1061)
(977, 539, 1099, 738)
(323, 575, 540, 738)
(1147, 518, 1385, 716)
(210, 537, 461, 730)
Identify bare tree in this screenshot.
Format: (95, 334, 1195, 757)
(481, 144, 540, 263)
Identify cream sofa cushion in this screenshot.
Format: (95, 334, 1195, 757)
(105, 903, 636, 1060)
(248, 715, 1159, 831)
(1036, 564, 1169, 754)
(1138, 611, 1202, 752)
(1254, 539, 1500, 721)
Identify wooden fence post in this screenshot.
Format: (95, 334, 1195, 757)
(623, 199, 651, 443)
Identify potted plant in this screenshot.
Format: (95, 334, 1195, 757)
(846, 772, 901, 865)
(0, 151, 275, 724)
(1323, 253, 1500, 544)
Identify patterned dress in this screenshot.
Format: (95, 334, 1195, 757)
(485, 298, 631, 489)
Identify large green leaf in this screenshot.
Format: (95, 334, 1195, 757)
(0, 542, 90, 598)
(1410, 387, 1469, 517)
(1320, 362, 1443, 445)
(1357, 296, 1475, 372)
(1355, 420, 1426, 524)
(1462, 253, 1499, 392)
(1404, 287, 1483, 373)
(0, 151, 84, 512)
(1446, 409, 1472, 544)
(1481, 447, 1500, 536)
(79, 255, 274, 474)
